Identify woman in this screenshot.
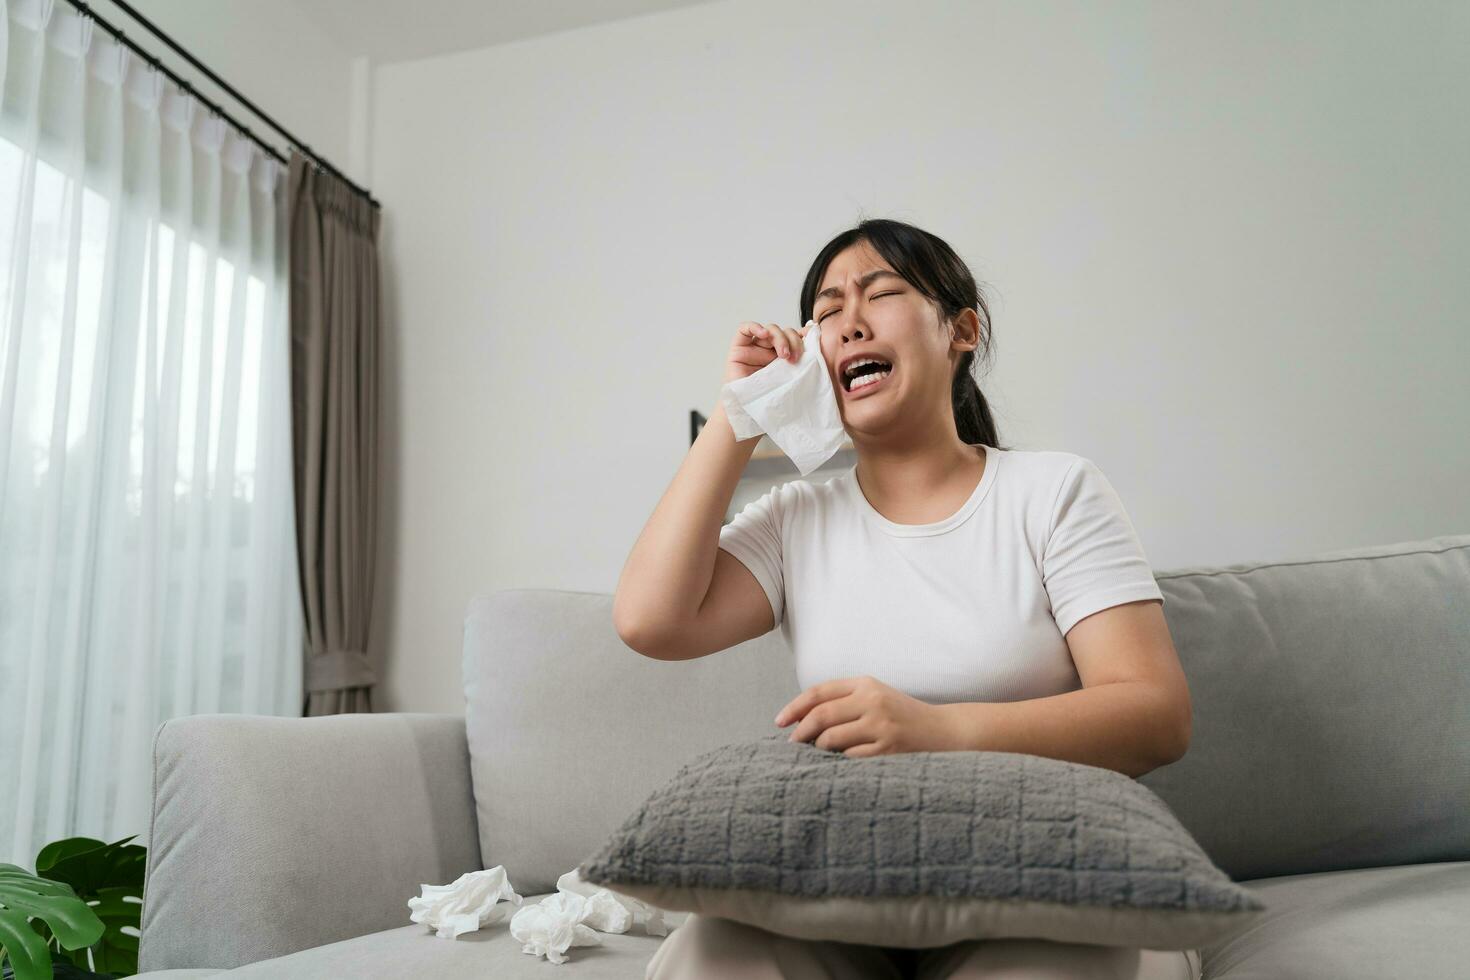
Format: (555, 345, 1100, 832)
(615, 218, 1200, 979)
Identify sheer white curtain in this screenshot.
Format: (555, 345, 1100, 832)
(0, 0, 304, 867)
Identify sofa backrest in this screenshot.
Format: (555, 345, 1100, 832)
(462, 533, 1470, 891)
(1136, 532, 1470, 880)
(462, 588, 799, 895)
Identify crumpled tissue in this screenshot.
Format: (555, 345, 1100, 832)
(719, 318, 847, 475)
(407, 865, 674, 965)
(407, 866, 522, 940)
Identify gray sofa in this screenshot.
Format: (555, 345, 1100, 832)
(134, 532, 1470, 978)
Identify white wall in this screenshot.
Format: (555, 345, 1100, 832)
(127, 0, 1467, 715)
(367, 0, 1469, 714)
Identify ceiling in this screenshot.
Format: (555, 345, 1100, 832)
(288, 0, 726, 64)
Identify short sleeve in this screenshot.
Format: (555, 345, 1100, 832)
(718, 485, 786, 627)
(1042, 457, 1165, 637)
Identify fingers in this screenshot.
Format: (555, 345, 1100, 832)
(737, 321, 770, 348)
(738, 322, 805, 364)
(812, 718, 874, 755)
(764, 323, 804, 363)
(789, 698, 863, 746)
(762, 323, 791, 362)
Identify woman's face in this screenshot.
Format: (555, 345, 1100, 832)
(813, 240, 958, 433)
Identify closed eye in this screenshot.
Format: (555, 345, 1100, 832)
(816, 291, 900, 324)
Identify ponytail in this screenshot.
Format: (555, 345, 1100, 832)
(951, 353, 1001, 448)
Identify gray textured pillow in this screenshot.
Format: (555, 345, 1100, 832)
(578, 733, 1265, 950)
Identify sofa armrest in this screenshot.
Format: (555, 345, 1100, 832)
(137, 712, 482, 973)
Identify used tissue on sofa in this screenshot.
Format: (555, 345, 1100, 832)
(718, 319, 847, 475)
(407, 866, 522, 940)
(554, 867, 671, 937)
(510, 892, 604, 964)
(408, 865, 676, 964)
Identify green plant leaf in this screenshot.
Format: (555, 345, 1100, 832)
(0, 869, 103, 951)
(3, 834, 146, 980)
(81, 888, 140, 974)
(0, 869, 70, 897)
(0, 906, 52, 980)
(36, 838, 144, 895)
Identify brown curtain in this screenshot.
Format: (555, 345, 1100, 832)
(287, 149, 381, 716)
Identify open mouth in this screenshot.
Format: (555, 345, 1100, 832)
(842, 360, 894, 398)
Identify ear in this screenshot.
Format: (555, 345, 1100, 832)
(949, 307, 982, 353)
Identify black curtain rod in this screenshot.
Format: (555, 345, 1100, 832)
(62, 0, 381, 211)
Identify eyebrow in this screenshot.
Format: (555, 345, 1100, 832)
(814, 269, 905, 304)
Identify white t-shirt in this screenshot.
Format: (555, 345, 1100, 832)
(716, 445, 1165, 705)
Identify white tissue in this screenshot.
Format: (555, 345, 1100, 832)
(510, 892, 603, 965)
(407, 867, 523, 939)
(553, 868, 671, 937)
(719, 319, 847, 475)
(408, 865, 678, 964)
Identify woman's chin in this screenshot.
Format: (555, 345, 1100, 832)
(840, 401, 898, 433)
(841, 380, 898, 419)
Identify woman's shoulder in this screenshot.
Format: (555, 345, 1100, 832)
(989, 444, 1085, 488)
(743, 470, 853, 524)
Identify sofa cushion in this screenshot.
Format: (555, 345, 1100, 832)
(577, 733, 1264, 950)
(1202, 861, 1470, 979)
(212, 893, 687, 978)
(1136, 533, 1470, 882)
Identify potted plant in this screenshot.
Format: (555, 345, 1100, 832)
(1, 835, 146, 980)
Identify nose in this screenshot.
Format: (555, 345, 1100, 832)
(835, 303, 868, 341)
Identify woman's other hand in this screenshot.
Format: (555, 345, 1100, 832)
(773, 675, 950, 758)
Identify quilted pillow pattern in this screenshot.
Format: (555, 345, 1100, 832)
(578, 733, 1265, 949)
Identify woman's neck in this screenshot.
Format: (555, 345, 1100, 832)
(853, 440, 987, 525)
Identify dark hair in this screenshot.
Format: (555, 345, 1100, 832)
(799, 217, 1008, 450)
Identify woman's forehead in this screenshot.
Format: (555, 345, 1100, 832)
(819, 245, 895, 292)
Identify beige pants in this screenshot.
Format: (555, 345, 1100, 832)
(647, 913, 1204, 980)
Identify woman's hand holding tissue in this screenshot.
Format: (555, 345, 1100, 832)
(719, 319, 846, 474)
(723, 320, 812, 384)
(774, 674, 952, 758)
